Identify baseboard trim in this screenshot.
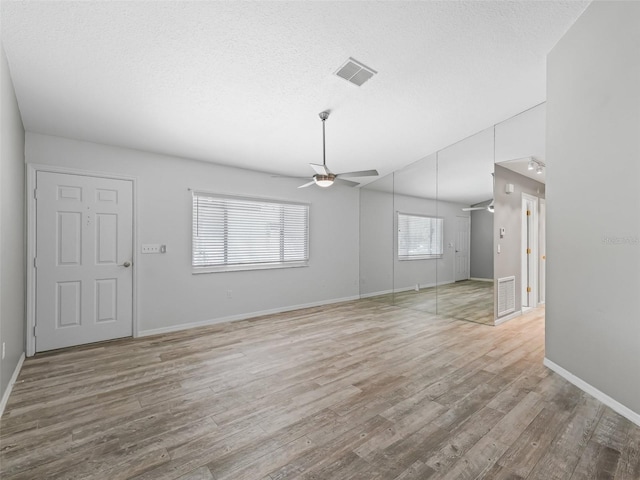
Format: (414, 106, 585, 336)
(0, 353, 25, 418)
(360, 289, 393, 299)
(495, 309, 522, 325)
(138, 295, 361, 337)
(469, 277, 493, 282)
(543, 357, 640, 427)
(359, 280, 456, 299)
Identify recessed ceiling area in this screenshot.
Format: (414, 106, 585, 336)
(0, 1, 588, 181)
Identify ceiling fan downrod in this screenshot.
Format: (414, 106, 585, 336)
(319, 111, 329, 168)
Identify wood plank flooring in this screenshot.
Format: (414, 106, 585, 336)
(1, 301, 638, 479)
(369, 280, 495, 325)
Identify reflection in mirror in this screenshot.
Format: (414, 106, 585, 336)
(359, 102, 547, 328)
(436, 127, 495, 325)
(359, 172, 394, 304)
(390, 154, 438, 314)
(494, 103, 546, 324)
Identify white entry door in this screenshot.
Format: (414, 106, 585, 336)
(35, 171, 133, 352)
(455, 216, 470, 281)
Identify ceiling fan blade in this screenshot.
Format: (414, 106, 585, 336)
(334, 178, 360, 187)
(336, 169, 379, 178)
(298, 181, 316, 189)
(462, 206, 487, 211)
(310, 163, 328, 175)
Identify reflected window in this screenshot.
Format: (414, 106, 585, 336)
(397, 213, 443, 260)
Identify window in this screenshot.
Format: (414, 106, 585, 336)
(397, 212, 443, 260)
(192, 192, 309, 272)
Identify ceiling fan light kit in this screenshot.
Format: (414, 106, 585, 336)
(297, 111, 379, 189)
(314, 174, 336, 188)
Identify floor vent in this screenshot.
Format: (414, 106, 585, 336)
(497, 276, 516, 317)
(334, 58, 377, 86)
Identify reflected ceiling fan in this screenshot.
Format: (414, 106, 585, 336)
(462, 173, 495, 213)
(462, 200, 494, 213)
(297, 111, 379, 188)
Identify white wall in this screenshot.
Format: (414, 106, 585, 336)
(26, 133, 360, 335)
(546, 0, 640, 418)
(1, 44, 26, 403)
(359, 187, 394, 296)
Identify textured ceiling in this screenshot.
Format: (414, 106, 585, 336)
(1, 1, 588, 183)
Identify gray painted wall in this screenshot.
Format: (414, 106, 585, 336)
(470, 202, 493, 280)
(493, 165, 544, 317)
(0, 44, 26, 403)
(26, 132, 361, 335)
(359, 186, 394, 296)
(359, 185, 469, 295)
(546, 1, 640, 415)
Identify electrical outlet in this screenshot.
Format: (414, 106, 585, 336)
(2, 342, 5, 360)
(226, 290, 233, 299)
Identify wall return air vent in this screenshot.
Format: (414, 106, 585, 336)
(334, 57, 377, 86)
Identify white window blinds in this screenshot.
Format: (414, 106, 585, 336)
(192, 192, 309, 272)
(397, 213, 443, 260)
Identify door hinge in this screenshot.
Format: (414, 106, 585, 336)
(34, 257, 39, 268)
(33, 326, 38, 337)
(526, 210, 531, 216)
(527, 286, 532, 293)
(526, 248, 532, 254)
(34, 189, 39, 199)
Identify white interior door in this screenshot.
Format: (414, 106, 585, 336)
(455, 216, 470, 281)
(35, 171, 133, 352)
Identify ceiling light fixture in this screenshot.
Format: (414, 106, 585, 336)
(527, 157, 546, 175)
(296, 111, 379, 189)
(314, 174, 336, 188)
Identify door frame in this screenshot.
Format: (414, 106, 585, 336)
(538, 199, 546, 305)
(521, 193, 539, 310)
(26, 164, 138, 357)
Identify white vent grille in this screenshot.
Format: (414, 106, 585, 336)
(335, 58, 377, 86)
(497, 276, 516, 317)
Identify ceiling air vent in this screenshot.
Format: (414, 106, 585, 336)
(334, 58, 377, 87)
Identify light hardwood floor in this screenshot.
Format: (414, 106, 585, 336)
(369, 280, 495, 325)
(1, 301, 638, 479)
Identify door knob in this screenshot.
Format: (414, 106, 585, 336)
(121, 261, 131, 268)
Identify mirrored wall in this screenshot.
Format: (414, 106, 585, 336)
(359, 103, 546, 326)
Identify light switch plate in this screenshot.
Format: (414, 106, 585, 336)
(141, 244, 161, 254)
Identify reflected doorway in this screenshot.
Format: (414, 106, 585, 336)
(522, 193, 539, 309)
(454, 216, 470, 281)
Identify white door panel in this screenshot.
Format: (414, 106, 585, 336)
(36, 172, 133, 352)
(455, 216, 470, 281)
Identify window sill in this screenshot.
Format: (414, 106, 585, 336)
(192, 261, 309, 274)
(398, 255, 443, 261)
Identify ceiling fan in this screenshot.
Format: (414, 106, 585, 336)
(297, 111, 379, 188)
(462, 199, 494, 213)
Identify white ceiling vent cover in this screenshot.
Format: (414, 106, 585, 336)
(335, 58, 377, 86)
(497, 276, 516, 317)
